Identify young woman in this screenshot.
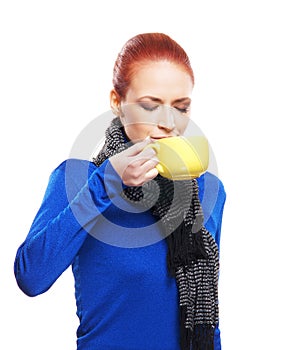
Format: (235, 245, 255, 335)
(14, 33, 226, 350)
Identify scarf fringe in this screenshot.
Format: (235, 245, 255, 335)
(180, 305, 192, 350)
(180, 307, 214, 350)
(167, 222, 208, 277)
(191, 324, 215, 350)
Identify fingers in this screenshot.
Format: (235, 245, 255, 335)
(109, 137, 159, 187)
(135, 153, 159, 175)
(130, 146, 157, 167)
(121, 156, 159, 186)
(124, 137, 153, 157)
(143, 167, 159, 184)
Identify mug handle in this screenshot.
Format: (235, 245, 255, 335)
(144, 142, 164, 173)
(144, 142, 160, 152)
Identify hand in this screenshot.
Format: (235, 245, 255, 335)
(109, 138, 159, 187)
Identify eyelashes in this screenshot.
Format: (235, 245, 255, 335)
(176, 107, 190, 114)
(139, 102, 159, 111)
(139, 102, 190, 114)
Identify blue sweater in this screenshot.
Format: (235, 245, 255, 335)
(14, 159, 226, 350)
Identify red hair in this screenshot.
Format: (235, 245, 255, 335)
(113, 33, 195, 99)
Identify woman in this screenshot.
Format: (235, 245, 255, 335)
(14, 33, 226, 350)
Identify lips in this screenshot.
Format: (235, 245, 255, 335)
(150, 135, 176, 140)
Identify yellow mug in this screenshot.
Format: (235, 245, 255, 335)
(146, 136, 209, 180)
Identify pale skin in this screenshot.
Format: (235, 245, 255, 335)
(109, 60, 194, 187)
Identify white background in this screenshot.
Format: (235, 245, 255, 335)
(1, 0, 285, 349)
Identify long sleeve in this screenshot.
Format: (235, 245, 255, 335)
(197, 171, 226, 249)
(197, 172, 226, 350)
(14, 158, 123, 296)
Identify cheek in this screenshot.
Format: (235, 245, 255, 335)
(122, 119, 153, 142)
(126, 123, 152, 136)
(175, 117, 190, 134)
(121, 104, 141, 123)
(121, 105, 156, 130)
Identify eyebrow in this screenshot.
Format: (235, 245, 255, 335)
(137, 96, 191, 104)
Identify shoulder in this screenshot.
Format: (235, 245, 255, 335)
(198, 172, 226, 243)
(49, 158, 113, 198)
(52, 158, 97, 175)
(45, 159, 99, 198)
(49, 158, 101, 184)
(197, 171, 226, 214)
(197, 171, 226, 199)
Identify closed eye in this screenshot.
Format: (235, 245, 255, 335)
(174, 105, 191, 114)
(139, 102, 160, 111)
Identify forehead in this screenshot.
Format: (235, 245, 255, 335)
(127, 61, 193, 100)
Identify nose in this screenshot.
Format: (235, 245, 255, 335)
(157, 106, 175, 132)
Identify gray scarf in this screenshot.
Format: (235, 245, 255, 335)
(93, 117, 219, 350)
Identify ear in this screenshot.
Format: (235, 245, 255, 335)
(110, 89, 122, 117)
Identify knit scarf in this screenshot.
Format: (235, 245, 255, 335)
(93, 117, 219, 350)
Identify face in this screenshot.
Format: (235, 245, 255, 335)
(110, 61, 194, 142)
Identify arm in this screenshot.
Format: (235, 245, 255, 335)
(14, 138, 158, 297)
(213, 177, 226, 350)
(213, 184, 226, 350)
(14, 159, 122, 296)
(198, 172, 226, 350)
